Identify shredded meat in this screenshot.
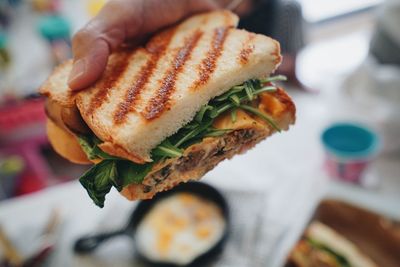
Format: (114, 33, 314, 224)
(142, 128, 261, 193)
(176, 150, 206, 172)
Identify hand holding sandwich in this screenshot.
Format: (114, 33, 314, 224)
(68, 0, 222, 90)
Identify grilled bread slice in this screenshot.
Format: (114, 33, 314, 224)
(40, 10, 282, 163)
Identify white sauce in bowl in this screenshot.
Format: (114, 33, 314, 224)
(135, 193, 226, 265)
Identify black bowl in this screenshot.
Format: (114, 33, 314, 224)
(74, 181, 230, 267)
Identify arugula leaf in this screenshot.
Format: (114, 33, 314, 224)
(214, 85, 244, 102)
(79, 160, 117, 208)
(229, 94, 240, 106)
(174, 120, 213, 148)
(79, 158, 154, 207)
(253, 86, 277, 95)
(195, 105, 213, 123)
(260, 75, 287, 83)
(117, 161, 153, 186)
(77, 135, 100, 160)
(239, 104, 281, 132)
(231, 108, 237, 123)
(209, 102, 234, 118)
(244, 81, 254, 100)
(77, 135, 120, 160)
(108, 162, 122, 191)
(152, 140, 183, 158)
(307, 238, 351, 267)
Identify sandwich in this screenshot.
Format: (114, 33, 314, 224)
(40, 10, 296, 207)
(287, 222, 378, 267)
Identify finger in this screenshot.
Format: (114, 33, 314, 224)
(68, 38, 109, 91)
(68, 0, 142, 91)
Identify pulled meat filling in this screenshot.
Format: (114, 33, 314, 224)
(142, 128, 259, 193)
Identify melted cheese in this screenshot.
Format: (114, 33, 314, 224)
(258, 93, 285, 116)
(213, 109, 264, 130)
(213, 93, 281, 131)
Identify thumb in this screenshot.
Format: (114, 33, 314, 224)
(68, 0, 143, 91)
(67, 36, 110, 91)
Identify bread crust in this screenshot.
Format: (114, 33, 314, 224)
(40, 60, 75, 107)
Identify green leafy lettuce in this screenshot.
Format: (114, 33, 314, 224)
(78, 76, 286, 207)
(307, 238, 352, 267)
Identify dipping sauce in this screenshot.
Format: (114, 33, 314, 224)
(135, 193, 226, 265)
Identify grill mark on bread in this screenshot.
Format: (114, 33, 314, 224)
(113, 29, 176, 124)
(239, 33, 256, 64)
(86, 53, 131, 116)
(192, 27, 229, 90)
(142, 30, 203, 120)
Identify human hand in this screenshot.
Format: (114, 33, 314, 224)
(68, 0, 223, 91)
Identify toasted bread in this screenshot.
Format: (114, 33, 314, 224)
(40, 10, 281, 163)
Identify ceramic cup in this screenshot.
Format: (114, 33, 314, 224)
(321, 123, 380, 184)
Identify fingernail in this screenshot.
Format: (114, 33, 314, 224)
(68, 59, 86, 88)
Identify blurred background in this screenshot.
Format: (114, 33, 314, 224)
(0, 0, 399, 266)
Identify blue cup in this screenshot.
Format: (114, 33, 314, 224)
(321, 123, 380, 183)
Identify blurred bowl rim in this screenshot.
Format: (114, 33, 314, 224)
(132, 182, 230, 267)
